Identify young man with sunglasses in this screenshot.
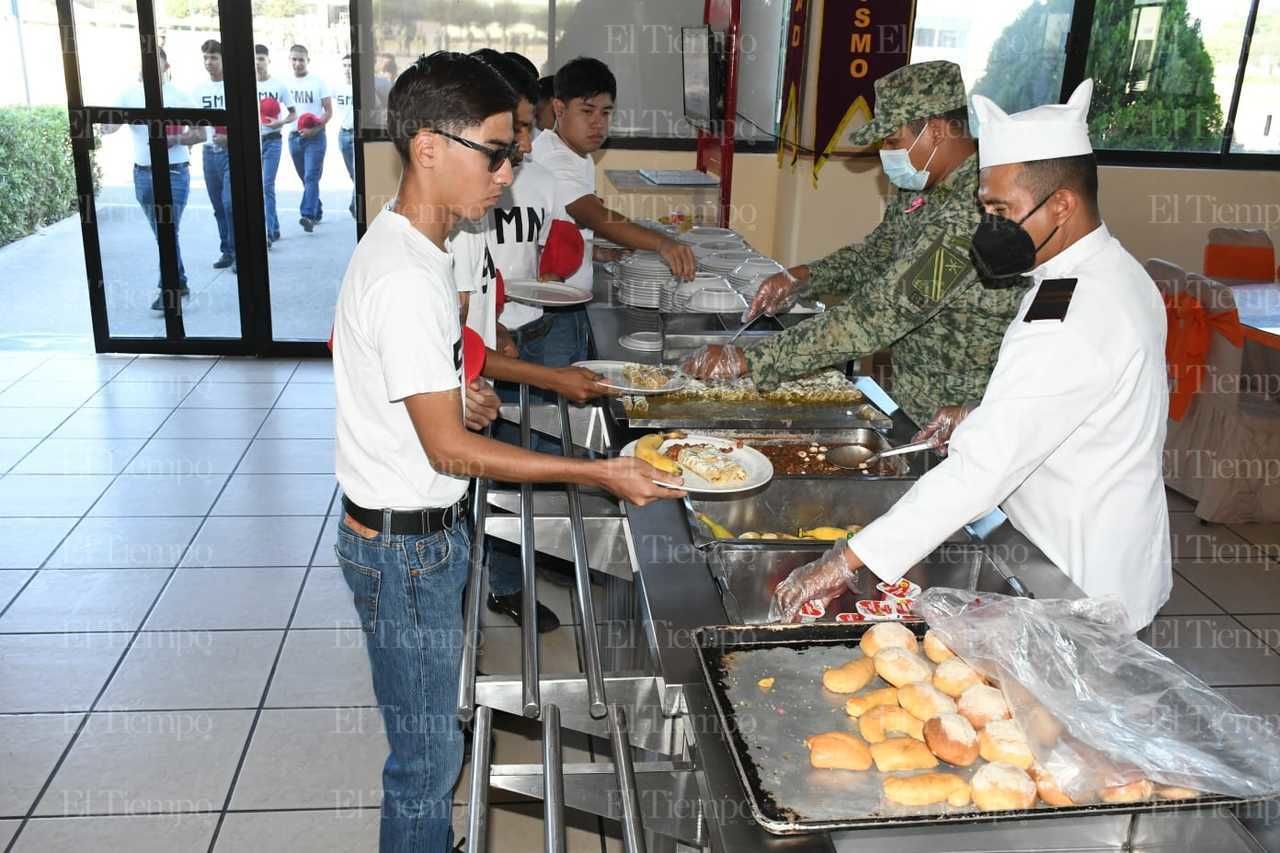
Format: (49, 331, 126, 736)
(332, 52, 684, 852)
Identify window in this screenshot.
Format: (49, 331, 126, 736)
(1085, 0, 1252, 153)
(913, 2, 1072, 116)
(911, 0, 1278, 165)
(1231, 0, 1279, 152)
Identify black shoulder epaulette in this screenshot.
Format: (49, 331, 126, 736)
(1023, 278, 1078, 322)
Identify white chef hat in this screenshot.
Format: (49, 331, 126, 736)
(972, 79, 1095, 170)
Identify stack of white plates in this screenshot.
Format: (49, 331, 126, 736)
(683, 225, 738, 243)
(727, 257, 787, 299)
(690, 239, 746, 261)
(616, 251, 673, 309)
(595, 236, 624, 252)
(698, 249, 762, 276)
(662, 272, 729, 312)
(670, 274, 746, 314)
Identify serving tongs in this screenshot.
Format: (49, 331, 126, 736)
(826, 437, 936, 470)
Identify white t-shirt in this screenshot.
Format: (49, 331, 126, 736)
(530, 130, 595, 291)
(257, 77, 295, 137)
(119, 83, 193, 166)
(449, 220, 499, 347)
(335, 82, 355, 131)
(191, 79, 226, 146)
(288, 72, 332, 129)
(333, 204, 469, 510)
(492, 160, 564, 330)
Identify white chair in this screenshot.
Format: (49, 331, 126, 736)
(1148, 258, 1280, 522)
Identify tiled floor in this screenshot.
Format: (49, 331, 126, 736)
(0, 353, 617, 853)
(2, 352, 1280, 852)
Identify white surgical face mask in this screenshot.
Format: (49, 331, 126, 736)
(879, 129, 937, 192)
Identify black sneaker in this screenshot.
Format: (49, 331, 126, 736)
(299, 217, 314, 233)
(486, 592, 561, 633)
(212, 254, 233, 269)
(149, 286, 188, 312)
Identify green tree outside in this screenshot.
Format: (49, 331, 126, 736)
(973, 0, 1225, 151)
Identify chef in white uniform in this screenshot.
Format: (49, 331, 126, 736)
(771, 80, 1172, 633)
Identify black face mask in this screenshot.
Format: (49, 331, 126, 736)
(970, 191, 1060, 285)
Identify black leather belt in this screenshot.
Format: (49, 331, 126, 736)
(342, 495, 465, 535)
(511, 314, 553, 346)
(262, 131, 281, 141)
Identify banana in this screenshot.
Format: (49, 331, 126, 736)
(760, 532, 779, 540)
(799, 526, 854, 541)
(696, 513, 735, 540)
(740, 531, 761, 539)
(635, 433, 682, 474)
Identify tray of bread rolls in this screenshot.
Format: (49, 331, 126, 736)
(696, 620, 1241, 835)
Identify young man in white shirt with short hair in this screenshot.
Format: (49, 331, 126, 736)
(331, 51, 682, 852)
(336, 53, 357, 218)
(254, 44, 296, 245)
(192, 39, 235, 271)
(287, 43, 333, 231)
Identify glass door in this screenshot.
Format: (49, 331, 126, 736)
(57, 0, 354, 354)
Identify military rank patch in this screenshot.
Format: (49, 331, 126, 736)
(902, 236, 971, 309)
(1023, 278, 1077, 322)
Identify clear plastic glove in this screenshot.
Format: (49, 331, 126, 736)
(767, 541, 860, 623)
(680, 343, 749, 381)
(911, 402, 977, 457)
(745, 268, 804, 320)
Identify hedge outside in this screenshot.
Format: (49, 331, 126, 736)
(0, 106, 81, 248)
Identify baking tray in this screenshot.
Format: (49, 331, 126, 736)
(706, 543, 1011, 625)
(686, 477, 972, 549)
(696, 621, 1247, 836)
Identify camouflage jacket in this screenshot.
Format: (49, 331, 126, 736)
(745, 154, 1030, 426)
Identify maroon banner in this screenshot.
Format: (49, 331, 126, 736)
(778, 0, 812, 167)
(812, 0, 914, 183)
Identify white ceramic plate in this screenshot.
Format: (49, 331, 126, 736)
(620, 434, 774, 493)
(572, 360, 687, 395)
(618, 331, 664, 352)
(505, 280, 593, 307)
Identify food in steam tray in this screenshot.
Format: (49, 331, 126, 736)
(752, 442, 902, 477)
(623, 369, 863, 414)
(786, 625, 1205, 816)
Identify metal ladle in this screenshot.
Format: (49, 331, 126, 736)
(826, 438, 937, 471)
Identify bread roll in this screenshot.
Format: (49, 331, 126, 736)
(884, 772, 971, 807)
(1022, 703, 1065, 746)
(898, 682, 957, 721)
(860, 622, 918, 657)
(843, 686, 899, 718)
(1030, 764, 1075, 807)
(1100, 779, 1154, 803)
(822, 655, 876, 694)
(971, 762, 1037, 811)
(874, 647, 932, 688)
(870, 736, 939, 772)
(923, 713, 979, 767)
(1155, 784, 1200, 800)
(978, 719, 1035, 770)
(957, 683, 1009, 729)
(804, 731, 873, 771)
(933, 657, 981, 698)
(859, 704, 925, 743)
(923, 629, 955, 663)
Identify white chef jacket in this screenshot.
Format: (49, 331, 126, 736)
(851, 223, 1172, 632)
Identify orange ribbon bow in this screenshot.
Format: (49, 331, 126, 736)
(1163, 291, 1280, 421)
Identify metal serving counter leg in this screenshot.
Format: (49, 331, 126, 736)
(520, 383, 541, 718)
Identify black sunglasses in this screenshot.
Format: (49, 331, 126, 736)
(430, 129, 517, 172)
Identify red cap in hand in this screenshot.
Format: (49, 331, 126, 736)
(539, 219, 585, 281)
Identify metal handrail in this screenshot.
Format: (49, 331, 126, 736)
(456, 468, 490, 722)
(465, 705, 493, 853)
(542, 703, 566, 853)
(557, 395, 608, 719)
(608, 705, 648, 853)
(519, 383, 541, 717)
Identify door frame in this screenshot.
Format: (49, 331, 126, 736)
(56, 0, 361, 356)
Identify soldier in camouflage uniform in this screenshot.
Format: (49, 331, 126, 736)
(683, 61, 1030, 426)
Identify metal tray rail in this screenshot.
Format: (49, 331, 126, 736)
(695, 622, 1249, 836)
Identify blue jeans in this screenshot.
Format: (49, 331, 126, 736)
(261, 134, 282, 238)
(133, 162, 189, 289)
(202, 145, 234, 257)
(289, 130, 326, 221)
(538, 307, 592, 371)
(339, 127, 356, 216)
(337, 514, 471, 853)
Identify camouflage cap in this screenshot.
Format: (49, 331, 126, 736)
(848, 61, 968, 147)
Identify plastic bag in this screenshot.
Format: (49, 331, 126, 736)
(919, 588, 1280, 801)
